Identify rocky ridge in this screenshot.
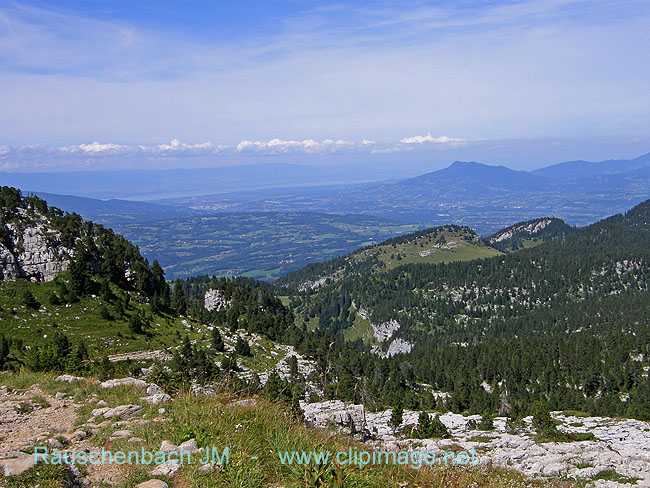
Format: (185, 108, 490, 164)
(0, 208, 74, 281)
(301, 400, 650, 487)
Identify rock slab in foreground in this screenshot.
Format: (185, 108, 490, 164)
(135, 481, 169, 488)
(0, 455, 38, 477)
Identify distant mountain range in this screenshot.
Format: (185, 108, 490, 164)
(5, 151, 650, 234)
(168, 152, 650, 233)
(30, 192, 197, 223)
(532, 152, 650, 179)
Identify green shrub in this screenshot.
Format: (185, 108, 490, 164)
(415, 411, 450, 439)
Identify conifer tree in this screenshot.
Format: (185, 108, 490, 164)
(0, 335, 10, 370)
(22, 289, 39, 310)
(235, 337, 251, 357)
(172, 279, 187, 316)
(389, 402, 404, 434)
(212, 328, 225, 352)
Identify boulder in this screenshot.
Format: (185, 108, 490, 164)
(69, 430, 88, 441)
(160, 440, 179, 453)
(0, 454, 40, 477)
(301, 400, 366, 434)
(146, 384, 165, 395)
(135, 480, 169, 488)
(179, 439, 201, 454)
(110, 430, 133, 440)
(141, 393, 171, 405)
(55, 374, 84, 383)
(150, 461, 180, 478)
(93, 404, 142, 419)
(231, 398, 257, 408)
(100, 378, 147, 389)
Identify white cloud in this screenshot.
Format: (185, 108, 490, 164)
(236, 138, 355, 154)
(0, 136, 471, 164)
(153, 139, 213, 153)
(52, 139, 218, 157)
(400, 133, 464, 144)
(59, 141, 129, 154)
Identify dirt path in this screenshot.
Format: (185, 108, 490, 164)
(0, 385, 80, 453)
(0, 384, 132, 486)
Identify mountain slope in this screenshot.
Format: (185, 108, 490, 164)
(287, 199, 650, 419)
(32, 191, 197, 223)
(486, 217, 574, 252)
(533, 152, 650, 179)
(276, 224, 501, 290)
(0, 186, 159, 284)
(400, 161, 555, 194)
(0, 187, 314, 385)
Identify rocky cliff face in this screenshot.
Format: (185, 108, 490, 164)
(0, 208, 74, 282)
(204, 289, 231, 312)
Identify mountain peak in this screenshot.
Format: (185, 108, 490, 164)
(406, 159, 539, 186)
(448, 160, 499, 169)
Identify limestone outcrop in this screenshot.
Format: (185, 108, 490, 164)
(0, 209, 74, 281)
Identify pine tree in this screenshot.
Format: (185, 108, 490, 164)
(48, 291, 61, 306)
(152, 260, 170, 306)
(172, 279, 187, 316)
(212, 328, 225, 352)
(235, 337, 251, 357)
(74, 341, 89, 362)
(0, 334, 10, 369)
(69, 250, 92, 296)
(389, 402, 404, 434)
(287, 355, 299, 379)
(128, 311, 150, 335)
(22, 289, 39, 310)
(415, 411, 450, 439)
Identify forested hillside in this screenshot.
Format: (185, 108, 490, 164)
(276, 224, 501, 290)
(0, 187, 176, 367)
(285, 200, 650, 419)
(0, 186, 166, 296)
(486, 217, 573, 252)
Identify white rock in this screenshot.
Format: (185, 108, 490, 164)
(0, 455, 40, 476)
(95, 404, 142, 419)
(301, 400, 366, 434)
(231, 398, 257, 408)
(204, 289, 231, 312)
(150, 461, 180, 478)
(179, 439, 201, 454)
(160, 440, 179, 453)
(110, 430, 133, 440)
(69, 430, 87, 441)
(146, 384, 165, 395)
(100, 378, 147, 389)
(135, 480, 169, 488)
(55, 374, 84, 383)
(141, 393, 171, 405)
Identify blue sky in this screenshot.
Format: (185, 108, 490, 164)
(1, 0, 650, 172)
